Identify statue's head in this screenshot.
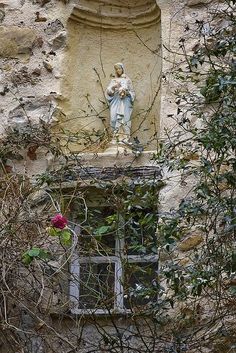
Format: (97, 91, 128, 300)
(114, 63, 124, 77)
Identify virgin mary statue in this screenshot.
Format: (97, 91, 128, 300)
(105, 63, 135, 143)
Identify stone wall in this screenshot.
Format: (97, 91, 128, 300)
(0, 1, 223, 353)
(0, 0, 214, 170)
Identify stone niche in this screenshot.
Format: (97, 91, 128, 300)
(60, 0, 161, 151)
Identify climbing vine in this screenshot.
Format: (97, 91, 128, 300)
(0, 1, 235, 352)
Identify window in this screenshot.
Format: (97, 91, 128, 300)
(69, 190, 158, 314)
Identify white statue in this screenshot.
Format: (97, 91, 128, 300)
(106, 63, 135, 143)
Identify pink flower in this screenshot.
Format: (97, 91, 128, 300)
(51, 214, 68, 229)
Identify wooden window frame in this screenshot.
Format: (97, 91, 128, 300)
(69, 212, 158, 315)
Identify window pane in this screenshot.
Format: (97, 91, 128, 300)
(124, 262, 158, 309)
(79, 206, 116, 235)
(78, 234, 116, 256)
(78, 206, 117, 256)
(124, 209, 158, 255)
(79, 263, 115, 309)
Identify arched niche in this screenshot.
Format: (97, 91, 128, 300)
(60, 0, 162, 151)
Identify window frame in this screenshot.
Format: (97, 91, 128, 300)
(69, 206, 158, 315)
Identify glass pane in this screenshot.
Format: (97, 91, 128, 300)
(77, 206, 118, 256)
(78, 234, 116, 256)
(124, 209, 158, 255)
(79, 263, 115, 309)
(124, 262, 158, 309)
(80, 207, 117, 234)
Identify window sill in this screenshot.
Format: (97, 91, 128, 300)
(50, 308, 142, 319)
(71, 308, 132, 316)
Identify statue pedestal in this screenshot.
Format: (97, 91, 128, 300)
(105, 132, 132, 153)
(105, 136, 132, 154)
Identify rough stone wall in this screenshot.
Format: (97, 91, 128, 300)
(0, 0, 73, 175)
(0, 1, 223, 352)
(0, 0, 69, 130)
(0, 0, 214, 174)
(0, 0, 212, 122)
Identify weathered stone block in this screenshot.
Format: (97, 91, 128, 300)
(51, 31, 67, 51)
(11, 66, 39, 86)
(35, 11, 47, 22)
(43, 59, 53, 72)
(0, 26, 36, 58)
(8, 97, 56, 128)
(178, 234, 203, 252)
(45, 19, 64, 35)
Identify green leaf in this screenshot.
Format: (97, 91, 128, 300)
(60, 230, 72, 246)
(38, 249, 50, 260)
(47, 227, 60, 237)
(22, 248, 50, 265)
(22, 253, 33, 265)
(28, 248, 41, 257)
(94, 225, 111, 236)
